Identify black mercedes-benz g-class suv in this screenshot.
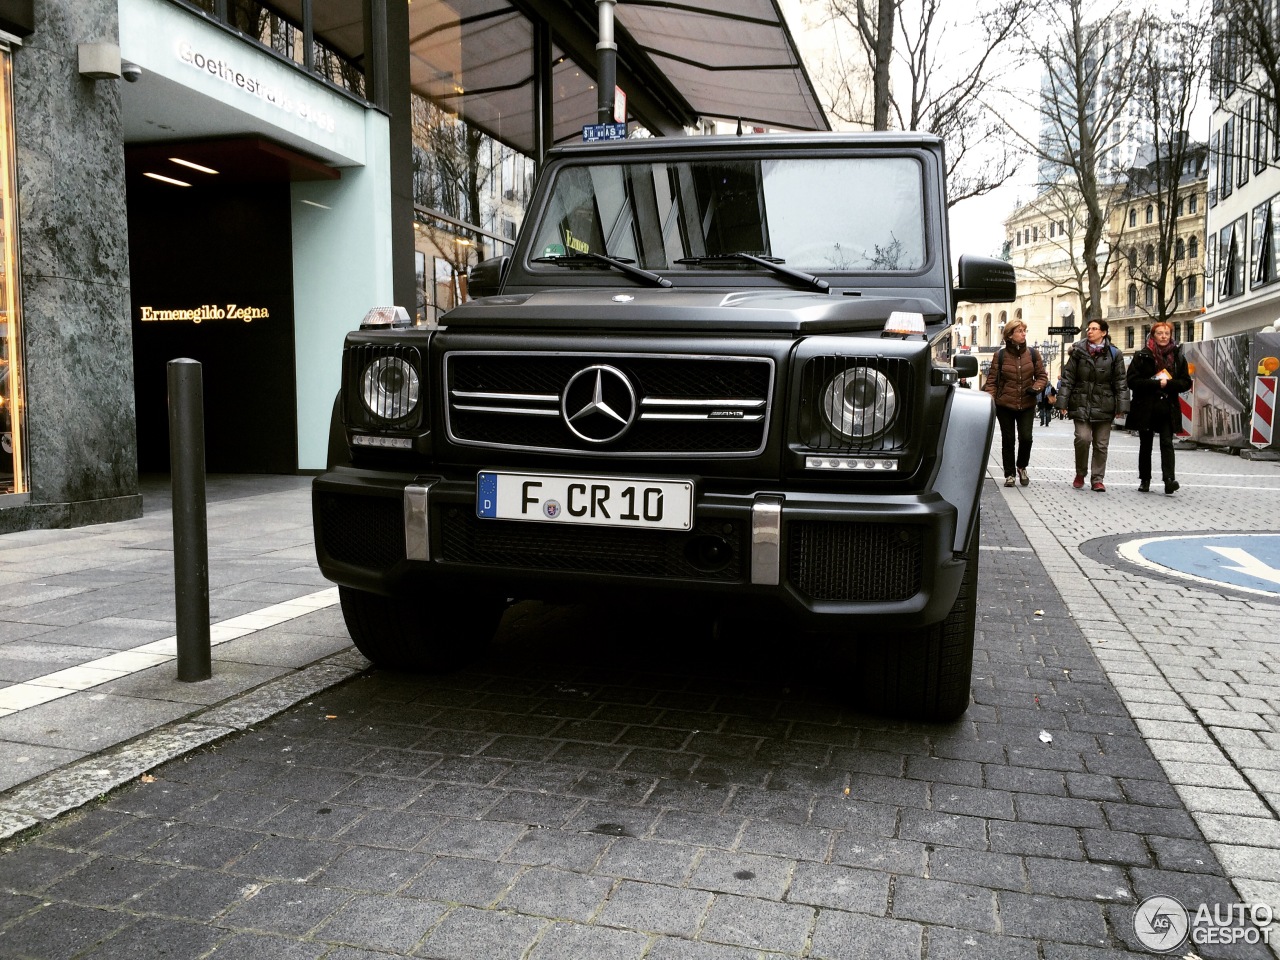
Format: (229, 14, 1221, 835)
(313, 132, 1013, 720)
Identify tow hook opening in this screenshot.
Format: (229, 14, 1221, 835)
(685, 534, 734, 572)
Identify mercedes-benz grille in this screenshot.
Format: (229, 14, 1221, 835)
(445, 352, 774, 456)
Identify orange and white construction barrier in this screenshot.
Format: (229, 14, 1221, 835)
(1252, 375, 1277, 449)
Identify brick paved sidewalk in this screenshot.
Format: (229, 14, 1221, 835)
(992, 422, 1280, 920)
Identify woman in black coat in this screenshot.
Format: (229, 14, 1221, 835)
(1125, 320, 1192, 494)
(1058, 318, 1126, 492)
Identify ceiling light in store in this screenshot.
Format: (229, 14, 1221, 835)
(143, 172, 191, 187)
(301, 200, 331, 209)
(169, 157, 219, 175)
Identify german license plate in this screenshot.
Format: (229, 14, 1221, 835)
(477, 471, 693, 531)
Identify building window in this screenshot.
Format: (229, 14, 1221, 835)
(1144, 283, 1154, 307)
(0, 48, 23, 497)
(1257, 94, 1268, 173)
(1129, 248, 1138, 273)
(1240, 100, 1252, 187)
(1208, 130, 1219, 207)
(1189, 194, 1197, 214)
(1219, 217, 1246, 300)
(1145, 244, 1155, 267)
(1188, 275, 1197, 301)
(1273, 90, 1280, 162)
(1145, 204, 1154, 224)
(1207, 234, 1216, 303)
(1129, 208, 1137, 228)
(1253, 195, 1280, 289)
(1189, 235, 1198, 260)
(1174, 277, 1183, 303)
(1125, 326, 1135, 349)
(1221, 119, 1235, 200)
(1175, 237, 1185, 260)
(1128, 283, 1138, 308)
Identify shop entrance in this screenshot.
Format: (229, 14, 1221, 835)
(127, 139, 332, 474)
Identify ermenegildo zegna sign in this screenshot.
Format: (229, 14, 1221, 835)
(139, 304, 271, 323)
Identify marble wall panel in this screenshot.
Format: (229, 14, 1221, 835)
(3, 0, 139, 529)
(21, 273, 138, 505)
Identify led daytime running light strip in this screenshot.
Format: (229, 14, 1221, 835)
(352, 435, 413, 449)
(806, 456, 897, 471)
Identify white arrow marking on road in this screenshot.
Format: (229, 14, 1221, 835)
(1206, 546, 1280, 587)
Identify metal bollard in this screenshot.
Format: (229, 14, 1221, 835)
(167, 358, 212, 682)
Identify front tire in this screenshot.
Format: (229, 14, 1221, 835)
(338, 585, 505, 672)
(854, 515, 979, 722)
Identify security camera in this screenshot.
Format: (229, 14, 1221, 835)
(121, 62, 142, 83)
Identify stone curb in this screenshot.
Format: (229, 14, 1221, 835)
(0, 652, 367, 841)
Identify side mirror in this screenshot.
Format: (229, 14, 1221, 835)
(954, 354, 979, 377)
(954, 255, 1016, 304)
(468, 256, 508, 299)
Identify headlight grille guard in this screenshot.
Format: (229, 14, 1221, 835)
(797, 355, 915, 453)
(342, 341, 426, 432)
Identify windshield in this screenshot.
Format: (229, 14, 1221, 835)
(529, 155, 927, 275)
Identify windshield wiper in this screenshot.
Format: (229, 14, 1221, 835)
(532, 252, 672, 288)
(675, 253, 830, 293)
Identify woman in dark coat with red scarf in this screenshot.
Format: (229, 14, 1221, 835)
(1125, 320, 1192, 494)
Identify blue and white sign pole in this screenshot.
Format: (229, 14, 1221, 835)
(597, 0, 617, 125)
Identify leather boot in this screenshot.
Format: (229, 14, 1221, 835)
(1164, 478, 1179, 495)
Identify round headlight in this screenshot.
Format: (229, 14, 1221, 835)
(360, 357, 420, 421)
(821, 367, 896, 440)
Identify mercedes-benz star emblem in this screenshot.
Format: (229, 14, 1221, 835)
(562, 365, 637, 443)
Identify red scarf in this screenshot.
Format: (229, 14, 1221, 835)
(1147, 336, 1177, 372)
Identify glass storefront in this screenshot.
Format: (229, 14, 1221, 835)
(0, 46, 23, 498)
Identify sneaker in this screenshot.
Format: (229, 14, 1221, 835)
(1138, 480, 1150, 492)
(1018, 468, 1030, 486)
(1092, 481, 1106, 492)
(1004, 475, 1015, 487)
(1164, 479, 1180, 495)
(1072, 475, 1084, 489)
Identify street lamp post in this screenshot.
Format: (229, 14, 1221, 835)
(1037, 339, 1057, 380)
(1055, 302, 1076, 379)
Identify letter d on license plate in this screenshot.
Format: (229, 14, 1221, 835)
(477, 471, 693, 531)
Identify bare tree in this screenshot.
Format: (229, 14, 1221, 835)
(1120, 10, 1210, 326)
(411, 97, 496, 308)
(1011, 0, 1147, 321)
(1012, 179, 1121, 310)
(806, 0, 1036, 205)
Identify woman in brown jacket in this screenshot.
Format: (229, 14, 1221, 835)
(984, 318, 1048, 486)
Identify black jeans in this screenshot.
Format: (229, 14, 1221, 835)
(995, 405, 1036, 477)
(1138, 418, 1176, 482)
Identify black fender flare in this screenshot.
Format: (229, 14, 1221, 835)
(933, 388, 995, 554)
(326, 393, 350, 470)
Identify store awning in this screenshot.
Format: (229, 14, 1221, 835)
(410, 0, 828, 153)
(271, 0, 829, 156)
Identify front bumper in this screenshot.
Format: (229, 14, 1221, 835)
(313, 467, 969, 630)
